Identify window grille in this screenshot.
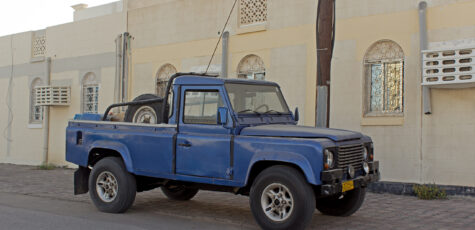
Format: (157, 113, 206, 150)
(422, 48, 475, 86)
(364, 40, 404, 115)
(156, 64, 177, 97)
(237, 54, 266, 80)
(83, 85, 99, 113)
(240, 0, 267, 26)
(32, 36, 46, 57)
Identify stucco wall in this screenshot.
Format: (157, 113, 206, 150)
(128, 0, 317, 125)
(331, 0, 475, 186)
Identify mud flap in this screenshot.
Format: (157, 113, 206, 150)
(74, 166, 90, 195)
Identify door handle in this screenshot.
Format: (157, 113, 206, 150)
(178, 142, 192, 147)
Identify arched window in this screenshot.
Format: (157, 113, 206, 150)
(156, 64, 177, 97)
(237, 54, 266, 80)
(82, 72, 99, 113)
(364, 40, 404, 115)
(30, 78, 44, 123)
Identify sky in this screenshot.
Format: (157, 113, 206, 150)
(0, 0, 118, 37)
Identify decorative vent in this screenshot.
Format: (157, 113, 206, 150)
(32, 35, 46, 57)
(35, 86, 70, 106)
(239, 0, 267, 26)
(422, 48, 475, 87)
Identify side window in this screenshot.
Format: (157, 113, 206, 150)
(183, 90, 223, 125)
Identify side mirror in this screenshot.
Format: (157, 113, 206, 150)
(217, 107, 228, 125)
(294, 107, 299, 122)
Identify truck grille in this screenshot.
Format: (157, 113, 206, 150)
(337, 144, 364, 170)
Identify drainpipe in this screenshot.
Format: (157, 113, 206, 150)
(419, 1, 431, 114)
(115, 34, 123, 109)
(122, 32, 128, 103)
(221, 31, 229, 78)
(42, 57, 51, 165)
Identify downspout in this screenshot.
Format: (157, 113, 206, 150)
(418, 1, 429, 184)
(122, 32, 129, 103)
(419, 1, 431, 114)
(42, 57, 51, 165)
(221, 31, 229, 78)
(115, 34, 123, 110)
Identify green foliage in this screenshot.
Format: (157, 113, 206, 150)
(413, 184, 447, 200)
(37, 163, 56, 170)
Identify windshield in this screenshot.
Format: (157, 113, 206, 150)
(225, 83, 290, 115)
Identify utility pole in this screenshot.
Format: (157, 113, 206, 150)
(316, 0, 336, 127)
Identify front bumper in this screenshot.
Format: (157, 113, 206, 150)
(319, 161, 380, 196)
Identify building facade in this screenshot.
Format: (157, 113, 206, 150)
(0, 0, 474, 189)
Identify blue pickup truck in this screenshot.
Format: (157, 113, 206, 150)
(66, 73, 379, 230)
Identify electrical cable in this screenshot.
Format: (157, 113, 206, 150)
(205, 0, 238, 75)
(3, 35, 14, 152)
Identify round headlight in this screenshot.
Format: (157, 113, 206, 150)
(324, 149, 334, 169)
(362, 147, 368, 161)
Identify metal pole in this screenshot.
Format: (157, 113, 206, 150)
(221, 31, 229, 78)
(42, 57, 51, 165)
(419, 1, 431, 114)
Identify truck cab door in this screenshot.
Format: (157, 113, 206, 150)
(175, 86, 232, 179)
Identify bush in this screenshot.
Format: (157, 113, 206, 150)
(413, 184, 447, 200)
(37, 163, 56, 170)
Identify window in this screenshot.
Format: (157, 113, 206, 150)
(239, 0, 267, 27)
(82, 73, 99, 114)
(30, 78, 44, 123)
(183, 91, 223, 125)
(156, 64, 177, 98)
(364, 40, 404, 115)
(237, 54, 266, 80)
(226, 83, 290, 114)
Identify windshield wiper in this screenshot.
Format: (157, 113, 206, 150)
(237, 109, 261, 115)
(263, 110, 283, 115)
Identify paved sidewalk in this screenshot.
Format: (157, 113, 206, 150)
(1, 163, 474, 229)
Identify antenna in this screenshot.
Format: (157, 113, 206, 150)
(205, 0, 238, 75)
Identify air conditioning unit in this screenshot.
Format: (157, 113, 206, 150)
(35, 86, 70, 106)
(422, 47, 475, 88)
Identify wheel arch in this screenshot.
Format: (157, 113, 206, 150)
(239, 153, 318, 195)
(88, 141, 134, 173)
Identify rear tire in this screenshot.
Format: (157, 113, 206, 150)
(316, 187, 366, 216)
(124, 94, 163, 124)
(161, 185, 199, 201)
(249, 166, 315, 230)
(89, 157, 136, 213)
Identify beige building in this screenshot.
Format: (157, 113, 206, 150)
(0, 0, 474, 191)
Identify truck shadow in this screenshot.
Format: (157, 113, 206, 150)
(128, 190, 374, 229)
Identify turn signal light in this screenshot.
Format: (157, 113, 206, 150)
(324, 163, 329, 170)
(369, 154, 374, 160)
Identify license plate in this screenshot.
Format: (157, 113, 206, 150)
(342, 180, 354, 192)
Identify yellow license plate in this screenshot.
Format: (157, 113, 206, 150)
(342, 180, 354, 192)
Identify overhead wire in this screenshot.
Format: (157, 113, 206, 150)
(205, 0, 238, 75)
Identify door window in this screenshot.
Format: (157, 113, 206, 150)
(183, 90, 223, 124)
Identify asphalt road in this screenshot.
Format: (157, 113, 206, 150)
(0, 192, 253, 230)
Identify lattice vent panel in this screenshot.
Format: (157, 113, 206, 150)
(32, 36, 46, 57)
(35, 86, 70, 106)
(240, 0, 267, 26)
(422, 48, 475, 86)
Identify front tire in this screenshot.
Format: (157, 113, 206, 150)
(249, 166, 315, 230)
(316, 187, 366, 216)
(161, 185, 199, 201)
(89, 157, 137, 213)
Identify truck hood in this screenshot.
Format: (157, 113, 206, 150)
(240, 124, 362, 142)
